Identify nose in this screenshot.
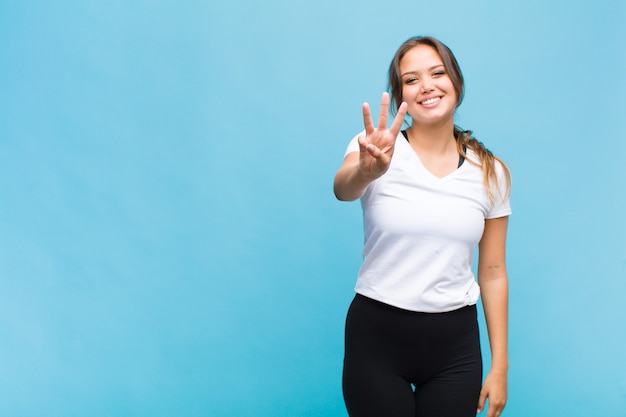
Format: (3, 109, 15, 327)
(421, 77, 434, 93)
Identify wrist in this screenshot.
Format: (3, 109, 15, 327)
(489, 363, 509, 375)
(356, 164, 383, 181)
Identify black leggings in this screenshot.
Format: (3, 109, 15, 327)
(342, 294, 482, 417)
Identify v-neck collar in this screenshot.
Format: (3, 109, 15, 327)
(397, 131, 467, 182)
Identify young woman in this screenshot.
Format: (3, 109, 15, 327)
(334, 36, 511, 417)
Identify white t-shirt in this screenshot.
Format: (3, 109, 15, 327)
(345, 132, 511, 313)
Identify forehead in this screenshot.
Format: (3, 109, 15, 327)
(400, 44, 443, 71)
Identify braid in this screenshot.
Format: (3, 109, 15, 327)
(454, 127, 511, 204)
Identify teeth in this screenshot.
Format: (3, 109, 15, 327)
(421, 97, 440, 105)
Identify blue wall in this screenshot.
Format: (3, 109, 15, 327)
(1, 1, 624, 416)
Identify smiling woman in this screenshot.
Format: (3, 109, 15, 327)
(334, 36, 512, 417)
(398, 46, 458, 127)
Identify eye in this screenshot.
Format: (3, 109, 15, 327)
(433, 70, 446, 77)
(404, 77, 418, 84)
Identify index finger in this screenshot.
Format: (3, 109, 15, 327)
(388, 101, 408, 137)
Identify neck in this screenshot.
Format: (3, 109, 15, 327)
(405, 119, 456, 154)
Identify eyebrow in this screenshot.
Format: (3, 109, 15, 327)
(401, 64, 445, 77)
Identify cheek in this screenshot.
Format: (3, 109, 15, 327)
(440, 79, 457, 97)
(434, 80, 456, 104)
(402, 85, 417, 100)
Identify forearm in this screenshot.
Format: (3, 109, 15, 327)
(333, 160, 376, 201)
(480, 276, 509, 372)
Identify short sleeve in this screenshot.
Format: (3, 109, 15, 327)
(486, 161, 512, 219)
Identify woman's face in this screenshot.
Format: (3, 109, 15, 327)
(399, 44, 457, 126)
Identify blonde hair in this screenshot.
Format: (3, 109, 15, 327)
(388, 36, 511, 203)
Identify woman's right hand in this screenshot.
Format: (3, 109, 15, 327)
(357, 92, 407, 178)
(333, 92, 408, 201)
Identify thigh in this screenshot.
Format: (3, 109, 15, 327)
(413, 360, 482, 417)
(342, 295, 415, 417)
(343, 368, 415, 417)
(413, 315, 483, 417)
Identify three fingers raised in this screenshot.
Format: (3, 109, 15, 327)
(362, 92, 407, 134)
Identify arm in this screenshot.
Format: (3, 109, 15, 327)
(333, 151, 377, 201)
(333, 92, 407, 201)
(476, 215, 509, 417)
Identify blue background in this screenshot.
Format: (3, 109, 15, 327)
(1, 1, 625, 416)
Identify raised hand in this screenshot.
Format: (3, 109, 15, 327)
(357, 92, 407, 178)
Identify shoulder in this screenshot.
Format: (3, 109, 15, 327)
(464, 147, 481, 165)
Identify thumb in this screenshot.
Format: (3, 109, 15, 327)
(365, 143, 383, 158)
(476, 388, 487, 414)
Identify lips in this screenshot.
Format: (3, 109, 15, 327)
(419, 96, 441, 105)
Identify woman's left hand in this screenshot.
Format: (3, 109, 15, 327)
(477, 369, 507, 416)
